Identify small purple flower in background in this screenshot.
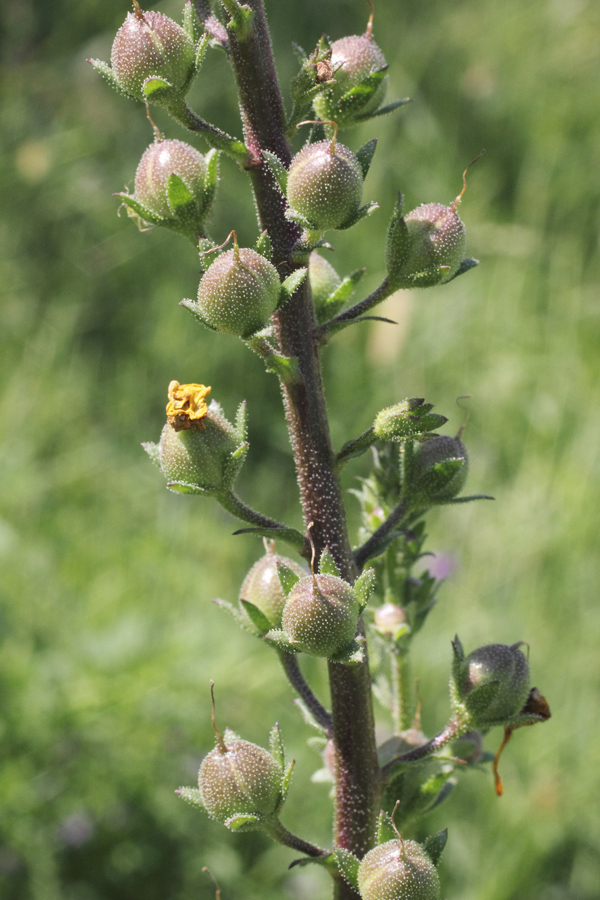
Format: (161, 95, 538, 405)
(424, 552, 458, 581)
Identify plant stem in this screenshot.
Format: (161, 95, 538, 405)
(279, 651, 334, 737)
(267, 819, 328, 858)
(354, 500, 410, 570)
(226, 3, 379, 891)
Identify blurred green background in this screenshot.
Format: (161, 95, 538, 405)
(1, 0, 599, 898)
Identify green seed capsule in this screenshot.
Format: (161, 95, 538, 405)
(286, 140, 363, 232)
(197, 247, 281, 338)
(358, 839, 441, 900)
(314, 33, 388, 127)
(456, 643, 530, 725)
(199, 739, 282, 823)
(281, 574, 359, 657)
(158, 403, 238, 492)
(134, 139, 209, 219)
(110, 10, 195, 102)
(240, 549, 306, 630)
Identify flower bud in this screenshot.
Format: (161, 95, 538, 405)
(158, 394, 239, 493)
(134, 139, 210, 221)
(453, 641, 530, 727)
(387, 203, 466, 288)
(286, 140, 363, 232)
(374, 603, 407, 637)
(199, 738, 282, 824)
(239, 547, 306, 630)
(314, 34, 388, 127)
(281, 574, 359, 658)
(410, 435, 468, 503)
(110, 8, 195, 102)
(358, 839, 441, 900)
(196, 245, 281, 337)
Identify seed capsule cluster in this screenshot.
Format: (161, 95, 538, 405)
(199, 739, 282, 823)
(111, 10, 195, 101)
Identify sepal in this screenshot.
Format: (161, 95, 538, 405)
(334, 848, 361, 891)
(423, 830, 448, 867)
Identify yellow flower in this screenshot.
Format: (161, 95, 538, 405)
(166, 381, 211, 431)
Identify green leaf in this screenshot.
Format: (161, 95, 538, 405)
(179, 298, 220, 331)
(263, 629, 299, 653)
(176, 787, 205, 809)
(447, 257, 480, 282)
(329, 638, 365, 665)
(255, 229, 273, 260)
(337, 201, 379, 231)
(262, 150, 289, 195)
(142, 76, 175, 105)
(141, 441, 161, 469)
(195, 32, 210, 69)
(203, 149, 219, 210)
(240, 600, 271, 635)
(263, 352, 300, 383)
(334, 848, 360, 891)
(166, 480, 212, 495)
(376, 809, 397, 844)
(280, 760, 295, 802)
(277, 562, 302, 596)
(114, 193, 164, 226)
(319, 549, 340, 577)
(423, 830, 448, 867)
(355, 139, 377, 179)
(167, 173, 195, 214)
(317, 268, 366, 323)
(211, 597, 253, 631)
(87, 58, 125, 95)
(269, 723, 285, 768)
(225, 813, 262, 832)
(369, 97, 412, 119)
(354, 568, 376, 612)
(235, 400, 248, 442)
(279, 268, 308, 306)
(289, 853, 336, 872)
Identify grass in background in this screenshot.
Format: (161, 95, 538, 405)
(1, 0, 599, 898)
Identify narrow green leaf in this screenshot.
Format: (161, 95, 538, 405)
(141, 441, 161, 469)
(447, 257, 480, 282)
(263, 629, 299, 653)
(225, 813, 262, 832)
(167, 173, 195, 214)
(176, 787, 205, 809)
(211, 597, 252, 631)
(280, 759, 295, 801)
(262, 150, 289, 195)
(376, 810, 397, 844)
(354, 568, 376, 612)
(269, 723, 285, 768)
(423, 829, 448, 867)
(195, 32, 209, 68)
(334, 848, 361, 891)
(240, 599, 271, 635)
(355, 139, 377, 179)
(369, 97, 412, 119)
(255, 229, 273, 260)
(319, 549, 340, 577)
(280, 268, 308, 305)
(114, 193, 164, 226)
(235, 400, 248, 442)
(277, 562, 302, 596)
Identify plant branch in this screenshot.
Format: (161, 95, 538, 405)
(379, 721, 464, 783)
(319, 277, 394, 334)
(279, 651, 334, 738)
(219, 490, 308, 553)
(267, 818, 328, 858)
(354, 500, 410, 570)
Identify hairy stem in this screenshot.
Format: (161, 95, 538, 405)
(226, 2, 379, 890)
(279, 651, 334, 738)
(354, 500, 410, 570)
